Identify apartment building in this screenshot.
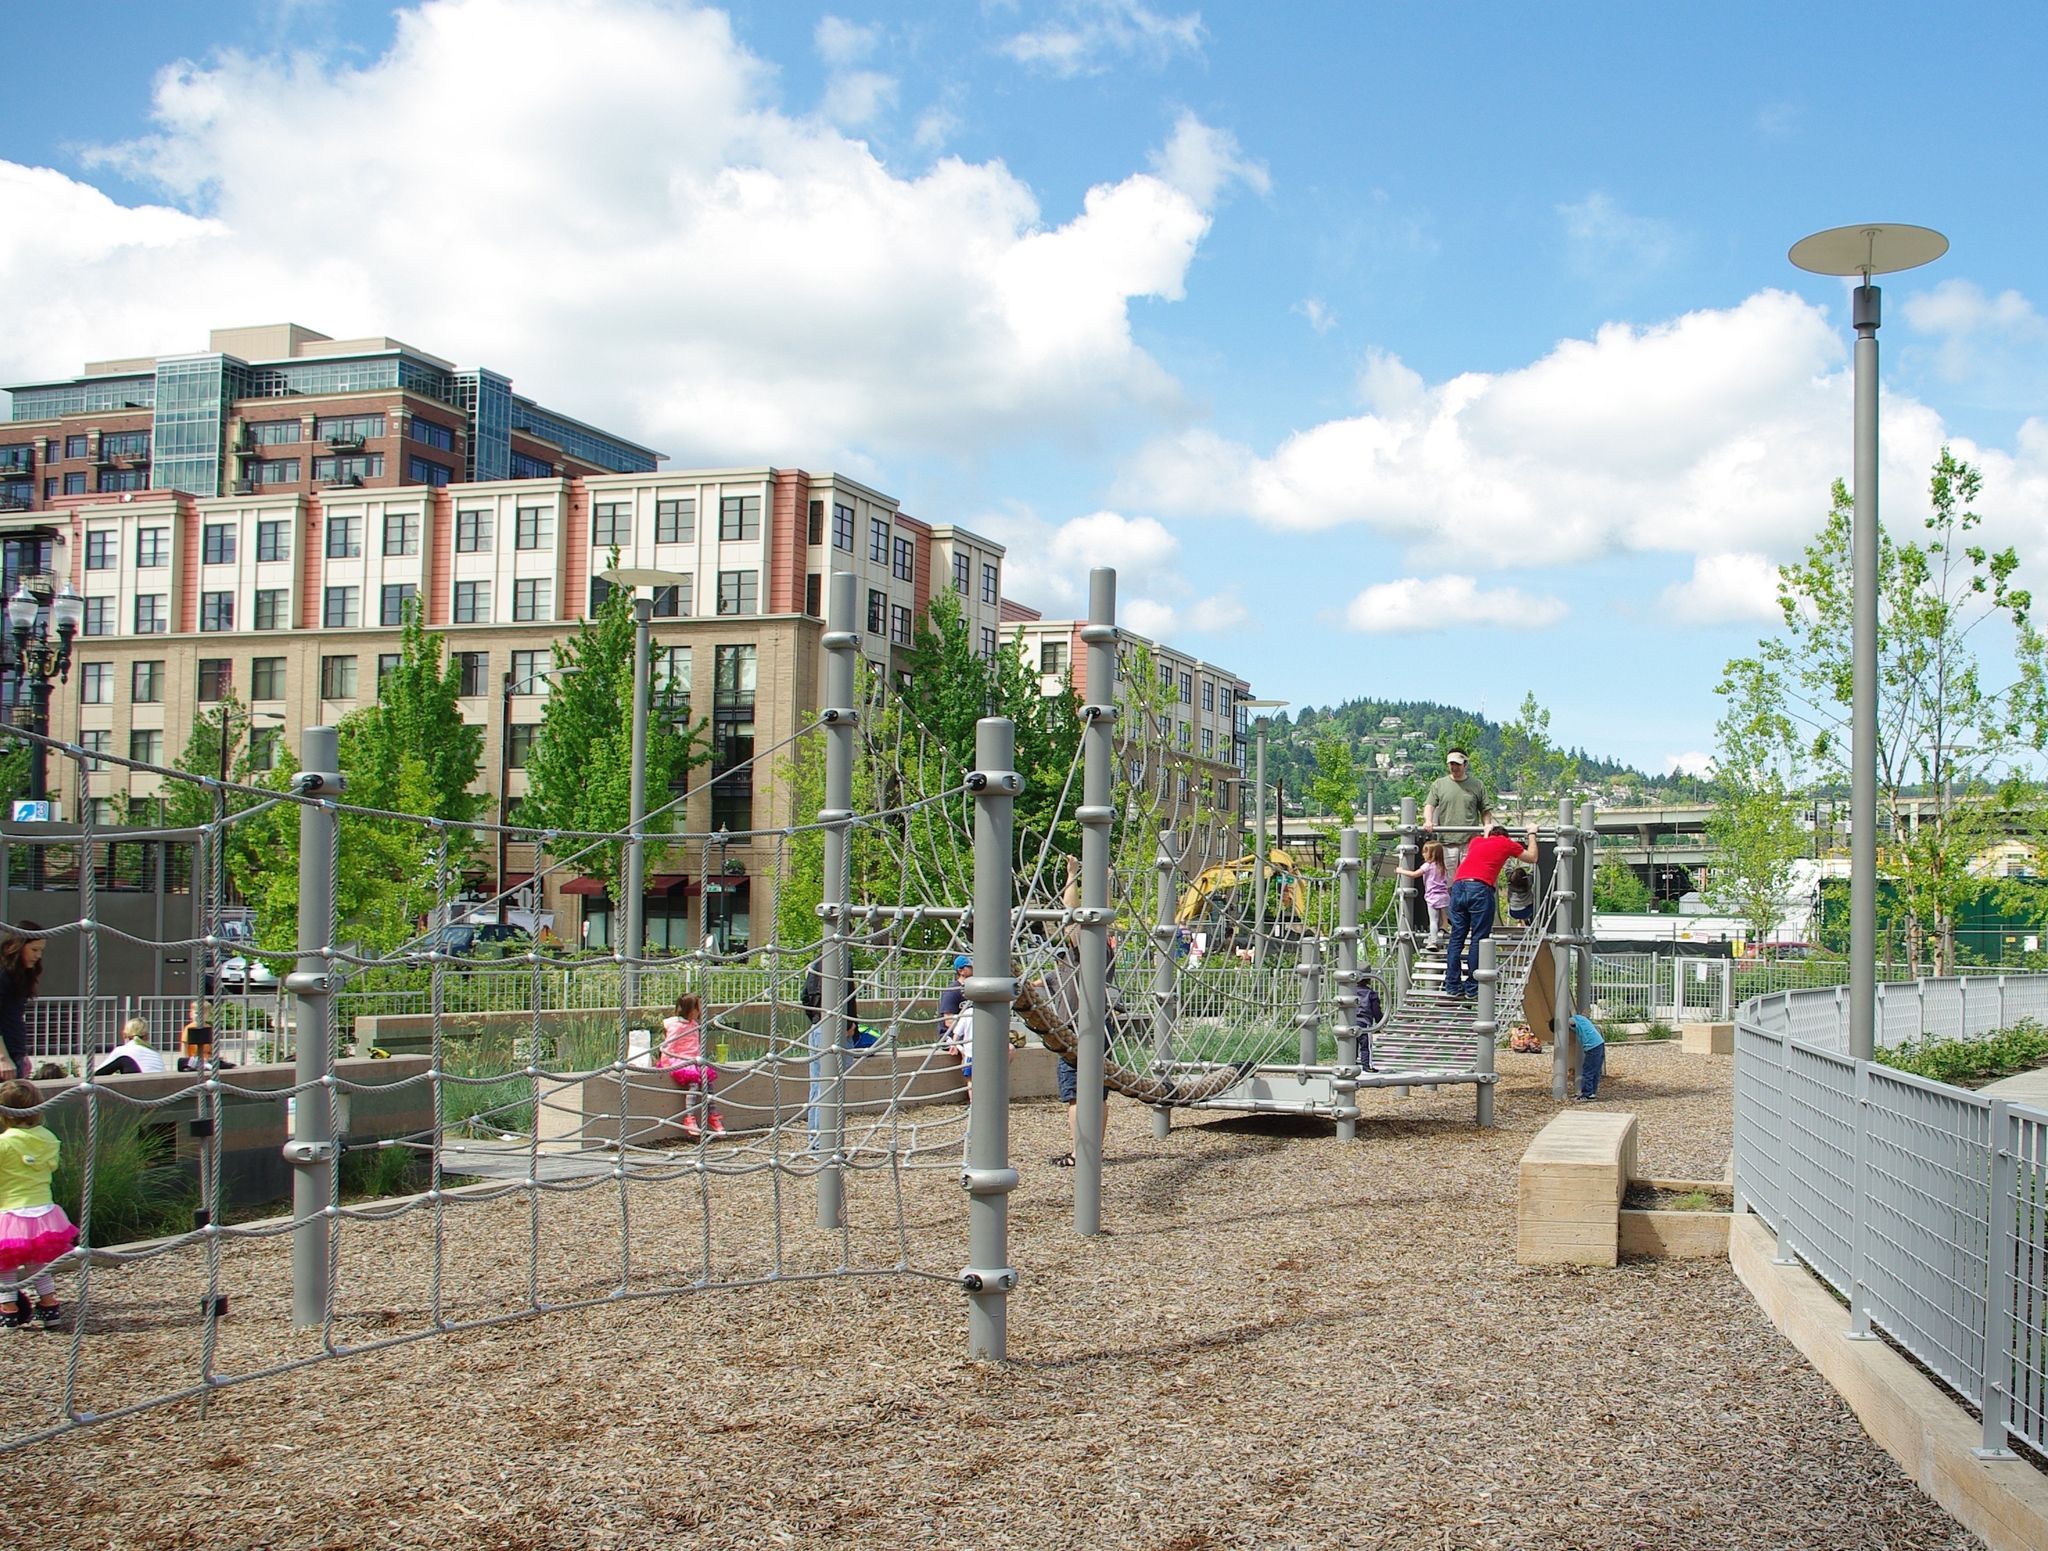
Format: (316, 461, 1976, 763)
(19, 466, 1003, 953)
(1004, 605, 1252, 834)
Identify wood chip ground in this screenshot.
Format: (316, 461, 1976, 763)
(0, 1044, 1989, 1549)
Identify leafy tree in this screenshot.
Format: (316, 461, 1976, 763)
(1734, 450, 2048, 972)
(1496, 692, 1578, 823)
(342, 602, 484, 822)
(1705, 660, 1807, 944)
(1308, 734, 1360, 827)
(520, 569, 707, 901)
(0, 736, 27, 809)
(1593, 854, 1652, 913)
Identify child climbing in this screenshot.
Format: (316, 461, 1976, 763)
(0, 1079, 77, 1330)
(657, 994, 725, 1140)
(1397, 840, 1452, 948)
(1504, 862, 1537, 928)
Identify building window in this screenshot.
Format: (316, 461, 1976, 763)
(656, 498, 695, 544)
(319, 655, 358, 700)
(892, 535, 913, 582)
(197, 658, 232, 702)
(510, 649, 551, 690)
(980, 627, 997, 662)
(323, 586, 360, 628)
(63, 473, 86, 496)
(253, 589, 288, 630)
(102, 430, 151, 459)
(131, 660, 164, 703)
(889, 603, 912, 646)
(1158, 658, 1174, 687)
(384, 510, 420, 556)
(953, 554, 970, 595)
(716, 570, 757, 616)
(1179, 672, 1192, 705)
(253, 458, 300, 486)
(410, 419, 455, 451)
(313, 454, 384, 484)
(376, 652, 402, 686)
(592, 502, 631, 548)
(202, 522, 236, 566)
(453, 581, 490, 624)
(652, 578, 691, 618)
(508, 450, 553, 480)
(982, 563, 998, 604)
(1201, 727, 1214, 756)
(1040, 641, 1065, 674)
(255, 519, 289, 562)
(1219, 686, 1234, 719)
(79, 662, 112, 704)
(806, 499, 823, 545)
(84, 531, 116, 571)
(135, 527, 168, 568)
(454, 651, 488, 698)
(200, 592, 234, 632)
(129, 729, 163, 766)
(79, 730, 110, 773)
(869, 517, 890, 563)
(513, 579, 547, 622)
(64, 435, 86, 460)
(515, 505, 553, 550)
(1178, 721, 1192, 749)
(380, 583, 418, 626)
(455, 509, 493, 553)
(711, 645, 756, 832)
(719, 494, 761, 541)
(326, 515, 362, 558)
(506, 723, 540, 768)
(867, 588, 886, 635)
(832, 503, 854, 551)
(248, 728, 282, 771)
(316, 413, 385, 443)
(251, 657, 286, 700)
(1202, 679, 1214, 712)
(588, 576, 614, 615)
(249, 420, 301, 445)
(805, 573, 822, 617)
(98, 468, 147, 493)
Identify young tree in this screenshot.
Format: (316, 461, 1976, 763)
(1497, 692, 1578, 823)
(1308, 734, 1360, 827)
(1734, 450, 2048, 972)
(1705, 660, 1807, 944)
(343, 602, 484, 823)
(1593, 854, 1652, 913)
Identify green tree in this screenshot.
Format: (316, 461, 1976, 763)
(1308, 734, 1360, 827)
(342, 602, 484, 822)
(0, 736, 28, 809)
(1496, 692, 1578, 823)
(1738, 450, 2048, 972)
(1593, 854, 1652, 913)
(520, 573, 707, 901)
(1705, 660, 1807, 944)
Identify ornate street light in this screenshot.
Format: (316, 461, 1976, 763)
(5, 577, 84, 805)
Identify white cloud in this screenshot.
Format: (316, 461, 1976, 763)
(1147, 111, 1269, 205)
(5, 0, 1251, 470)
(1294, 297, 1335, 334)
(1665, 751, 1715, 777)
(1118, 288, 2048, 581)
(1658, 552, 1782, 626)
(973, 505, 1243, 640)
(1343, 575, 1568, 635)
(821, 68, 898, 126)
(1557, 192, 1681, 284)
(814, 15, 878, 67)
(912, 96, 963, 152)
(999, 1, 1205, 77)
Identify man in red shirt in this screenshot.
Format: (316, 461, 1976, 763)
(1443, 823, 1539, 999)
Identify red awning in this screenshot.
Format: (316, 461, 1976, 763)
(560, 877, 607, 896)
(647, 874, 692, 896)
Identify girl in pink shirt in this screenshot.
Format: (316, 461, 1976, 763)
(657, 994, 724, 1139)
(1396, 840, 1452, 947)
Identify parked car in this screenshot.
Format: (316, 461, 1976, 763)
(422, 922, 534, 961)
(1739, 940, 1822, 965)
(216, 955, 280, 993)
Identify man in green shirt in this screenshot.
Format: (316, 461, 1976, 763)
(1423, 749, 1490, 833)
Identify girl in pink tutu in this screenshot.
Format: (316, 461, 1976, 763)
(0, 1079, 76, 1330)
(657, 995, 724, 1140)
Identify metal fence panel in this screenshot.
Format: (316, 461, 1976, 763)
(1732, 1021, 1786, 1229)
(2009, 1109, 2048, 1457)
(1781, 1040, 1857, 1292)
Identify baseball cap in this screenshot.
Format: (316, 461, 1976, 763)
(1447, 749, 1467, 765)
(953, 955, 972, 971)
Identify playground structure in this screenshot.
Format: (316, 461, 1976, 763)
(0, 563, 1623, 1448)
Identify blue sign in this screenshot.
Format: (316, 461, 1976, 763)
(9, 800, 53, 823)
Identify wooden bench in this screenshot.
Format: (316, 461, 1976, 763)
(1516, 1110, 1639, 1266)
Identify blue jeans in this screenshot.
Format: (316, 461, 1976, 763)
(1579, 1040, 1606, 1099)
(1443, 879, 1496, 993)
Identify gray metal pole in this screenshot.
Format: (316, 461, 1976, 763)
(1296, 934, 1321, 1068)
(1075, 567, 1116, 1236)
(1334, 826, 1361, 1142)
(1475, 936, 1497, 1128)
(817, 574, 857, 1229)
(623, 595, 652, 1009)
(1850, 283, 1881, 1063)
(1252, 722, 1268, 974)
(1151, 833, 1177, 1141)
(1577, 800, 1597, 1016)
(1395, 797, 1417, 1006)
(288, 726, 340, 1330)
(965, 716, 1019, 1359)
(1551, 798, 1576, 1103)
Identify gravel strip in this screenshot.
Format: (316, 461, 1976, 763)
(0, 1042, 1987, 1549)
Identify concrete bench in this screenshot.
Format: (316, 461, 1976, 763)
(1680, 1021, 1735, 1055)
(1516, 1110, 1639, 1267)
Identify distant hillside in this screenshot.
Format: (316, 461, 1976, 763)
(1255, 695, 1709, 819)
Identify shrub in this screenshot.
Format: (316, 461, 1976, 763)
(1879, 1018, 2048, 1086)
(49, 1110, 200, 1246)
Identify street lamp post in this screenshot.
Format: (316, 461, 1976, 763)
(1790, 223, 1948, 1061)
(4, 577, 84, 807)
(1243, 698, 1289, 972)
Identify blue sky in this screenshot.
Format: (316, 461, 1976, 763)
(8, 0, 2048, 776)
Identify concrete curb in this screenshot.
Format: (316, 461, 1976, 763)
(1731, 1213, 2048, 1551)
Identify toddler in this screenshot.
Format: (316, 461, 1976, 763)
(0, 1079, 77, 1329)
(1396, 840, 1452, 947)
(657, 995, 724, 1139)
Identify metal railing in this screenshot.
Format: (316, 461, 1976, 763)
(1734, 973, 2048, 1461)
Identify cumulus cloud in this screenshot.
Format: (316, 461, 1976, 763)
(1118, 288, 2048, 585)
(813, 15, 895, 126)
(1294, 298, 1336, 334)
(1343, 575, 1568, 635)
(813, 15, 878, 66)
(1147, 112, 1269, 205)
(1557, 192, 1681, 283)
(1659, 552, 1782, 625)
(1665, 751, 1715, 777)
(999, 0, 1204, 77)
(6, 0, 1251, 470)
(974, 505, 1243, 640)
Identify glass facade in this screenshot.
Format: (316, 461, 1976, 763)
(456, 369, 513, 482)
(8, 377, 156, 420)
(150, 354, 240, 495)
(511, 400, 657, 473)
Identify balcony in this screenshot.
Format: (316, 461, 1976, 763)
(232, 479, 256, 496)
(324, 474, 366, 489)
(325, 434, 366, 452)
(0, 497, 33, 513)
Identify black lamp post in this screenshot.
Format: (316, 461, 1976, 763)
(5, 577, 84, 806)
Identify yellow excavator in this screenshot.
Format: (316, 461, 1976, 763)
(1174, 848, 1308, 949)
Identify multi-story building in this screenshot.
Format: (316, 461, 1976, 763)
(1003, 604, 1251, 837)
(10, 453, 1002, 951)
